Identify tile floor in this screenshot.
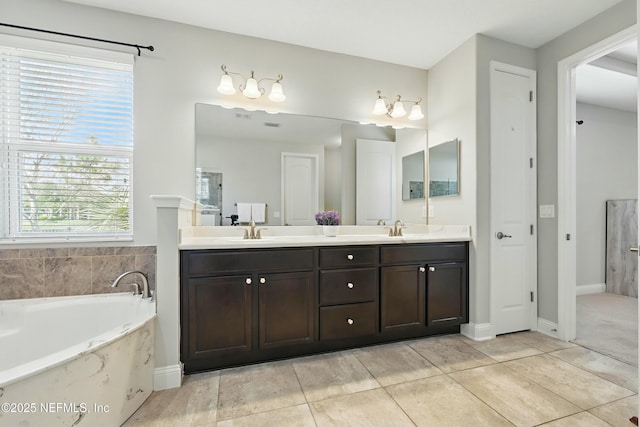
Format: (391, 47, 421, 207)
(123, 331, 638, 427)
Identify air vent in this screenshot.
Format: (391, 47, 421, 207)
(264, 122, 281, 128)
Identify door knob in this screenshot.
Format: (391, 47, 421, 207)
(631, 247, 639, 253)
(496, 232, 512, 240)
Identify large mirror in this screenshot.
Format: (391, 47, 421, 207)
(195, 103, 426, 225)
(402, 150, 425, 200)
(429, 138, 460, 198)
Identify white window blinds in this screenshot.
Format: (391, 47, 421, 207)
(0, 39, 134, 240)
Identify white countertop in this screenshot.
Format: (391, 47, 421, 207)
(179, 224, 471, 250)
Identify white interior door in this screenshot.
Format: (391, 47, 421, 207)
(490, 62, 537, 335)
(281, 153, 318, 226)
(356, 139, 396, 225)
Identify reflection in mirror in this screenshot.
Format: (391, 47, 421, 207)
(195, 103, 424, 225)
(429, 138, 459, 198)
(196, 169, 222, 225)
(402, 150, 425, 200)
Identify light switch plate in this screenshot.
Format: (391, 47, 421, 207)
(422, 205, 427, 218)
(539, 204, 555, 218)
(428, 205, 435, 218)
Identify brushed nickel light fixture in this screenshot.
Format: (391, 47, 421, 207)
(372, 90, 424, 120)
(217, 65, 285, 102)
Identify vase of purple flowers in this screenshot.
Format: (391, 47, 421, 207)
(315, 210, 340, 237)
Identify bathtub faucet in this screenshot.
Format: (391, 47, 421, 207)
(111, 271, 152, 299)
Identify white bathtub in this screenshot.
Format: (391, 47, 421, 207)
(0, 293, 156, 427)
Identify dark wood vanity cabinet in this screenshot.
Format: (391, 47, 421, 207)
(380, 265, 425, 332)
(181, 241, 468, 373)
(380, 243, 469, 333)
(426, 261, 467, 327)
(318, 246, 378, 341)
(180, 249, 315, 372)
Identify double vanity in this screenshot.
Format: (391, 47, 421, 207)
(179, 224, 470, 373)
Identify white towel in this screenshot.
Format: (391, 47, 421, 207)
(252, 203, 266, 223)
(237, 203, 252, 223)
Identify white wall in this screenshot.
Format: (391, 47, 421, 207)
(197, 136, 325, 225)
(537, 0, 635, 322)
(4, 0, 427, 246)
(576, 102, 638, 288)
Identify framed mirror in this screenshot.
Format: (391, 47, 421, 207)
(401, 150, 425, 200)
(429, 138, 459, 198)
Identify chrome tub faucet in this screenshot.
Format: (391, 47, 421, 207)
(111, 271, 152, 299)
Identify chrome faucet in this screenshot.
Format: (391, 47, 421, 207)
(243, 220, 265, 239)
(111, 271, 152, 299)
(376, 219, 385, 225)
(385, 220, 405, 237)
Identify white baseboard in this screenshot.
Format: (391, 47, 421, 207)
(576, 283, 606, 296)
(460, 323, 495, 341)
(154, 363, 183, 391)
(536, 318, 559, 338)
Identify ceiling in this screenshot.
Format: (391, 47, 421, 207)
(577, 41, 637, 113)
(63, 0, 626, 69)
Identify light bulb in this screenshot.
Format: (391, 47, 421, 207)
(372, 98, 388, 115)
(268, 82, 286, 102)
(390, 101, 406, 118)
(408, 104, 424, 120)
(217, 74, 236, 95)
(242, 77, 262, 99)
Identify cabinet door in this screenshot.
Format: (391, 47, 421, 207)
(426, 262, 468, 327)
(187, 275, 252, 359)
(380, 265, 425, 332)
(258, 271, 314, 349)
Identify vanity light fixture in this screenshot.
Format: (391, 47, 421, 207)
(372, 90, 424, 120)
(217, 64, 286, 102)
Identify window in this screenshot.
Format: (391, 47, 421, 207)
(0, 36, 133, 241)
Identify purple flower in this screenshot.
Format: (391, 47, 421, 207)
(315, 210, 340, 225)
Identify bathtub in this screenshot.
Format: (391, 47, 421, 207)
(0, 293, 156, 427)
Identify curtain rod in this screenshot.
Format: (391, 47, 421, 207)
(0, 22, 154, 56)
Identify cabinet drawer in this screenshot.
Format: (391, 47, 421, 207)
(184, 248, 314, 276)
(319, 246, 378, 268)
(380, 243, 466, 265)
(319, 302, 377, 340)
(319, 268, 377, 305)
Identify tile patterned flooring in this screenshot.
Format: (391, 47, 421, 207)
(124, 332, 638, 427)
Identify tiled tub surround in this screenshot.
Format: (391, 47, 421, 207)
(0, 246, 156, 300)
(0, 293, 156, 427)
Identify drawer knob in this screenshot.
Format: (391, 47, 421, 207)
(429, 267, 436, 272)
(419, 267, 426, 273)
(347, 318, 354, 325)
(245, 278, 252, 285)
(347, 282, 354, 289)
(347, 254, 354, 260)
(260, 277, 266, 284)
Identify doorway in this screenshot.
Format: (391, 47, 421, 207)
(557, 26, 637, 343)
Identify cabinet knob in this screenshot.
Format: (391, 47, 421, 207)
(419, 267, 426, 273)
(245, 278, 252, 285)
(429, 266, 436, 272)
(260, 277, 266, 284)
(347, 254, 354, 260)
(347, 318, 354, 325)
(347, 282, 354, 289)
